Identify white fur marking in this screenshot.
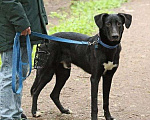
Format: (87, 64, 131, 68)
(103, 61, 117, 74)
(60, 61, 71, 69)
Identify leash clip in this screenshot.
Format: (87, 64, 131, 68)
(88, 41, 98, 46)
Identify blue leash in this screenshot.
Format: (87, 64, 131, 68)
(12, 31, 118, 94)
(31, 31, 119, 49)
(12, 32, 32, 94)
(31, 31, 89, 45)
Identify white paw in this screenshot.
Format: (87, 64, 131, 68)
(35, 111, 42, 117)
(69, 109, 73, 114)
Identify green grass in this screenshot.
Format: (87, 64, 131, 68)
(0, 0, 128, 66)
(48, 0, 128, 35)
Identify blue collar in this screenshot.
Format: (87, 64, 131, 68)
(97, 37, 119, 49)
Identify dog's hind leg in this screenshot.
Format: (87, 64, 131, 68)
(31, 68, 55, 117)
(50, 63, 71, 114)
(30, 69, 44, 95)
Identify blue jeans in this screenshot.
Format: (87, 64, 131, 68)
(0, 47, 32, 120)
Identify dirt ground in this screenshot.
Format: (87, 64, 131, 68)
(22, 0, 150, 119)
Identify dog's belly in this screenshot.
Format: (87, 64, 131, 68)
(60, 59, 91, 74)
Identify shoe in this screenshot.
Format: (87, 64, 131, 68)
(21, 113, 27, 119)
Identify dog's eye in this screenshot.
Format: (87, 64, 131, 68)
(106, 23, 111, 27)
(117, 22, 121, 27)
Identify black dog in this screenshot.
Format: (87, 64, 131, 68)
(31, 13, 132, 120)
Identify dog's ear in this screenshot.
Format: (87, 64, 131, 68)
(118, 13, 132, 29)
(94, 13, 108, 28)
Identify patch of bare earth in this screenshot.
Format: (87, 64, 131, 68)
(22, 0, 150, 120)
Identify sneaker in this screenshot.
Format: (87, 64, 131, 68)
(21, 113, 27, 119)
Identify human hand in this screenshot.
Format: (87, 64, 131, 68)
(21, 27, 31, 36)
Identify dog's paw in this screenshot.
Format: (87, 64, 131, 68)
(61, 109, 72, 114)
(106, 116, 116, 120)
(32, 111, 42, 117)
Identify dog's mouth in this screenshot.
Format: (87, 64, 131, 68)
(110, 38, 119, 42)
(109, 36, 120, 42)
(104, 36, 121, 46)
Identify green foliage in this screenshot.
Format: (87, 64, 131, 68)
(50, 12, 67, 19)
(32, 46, 37, 64)
(0, 56, 1, 65)
(49, 0, 128, 36)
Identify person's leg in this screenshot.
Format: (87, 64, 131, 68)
(13, 46, 33, 119)
(0, 46, 32, 120)
(0, 50, 22, 120)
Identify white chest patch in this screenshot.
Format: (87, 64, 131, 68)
(103, 61, 118, 74)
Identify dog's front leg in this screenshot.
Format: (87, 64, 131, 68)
(90, 75, 100, 120)
(102, 74, 115, 120)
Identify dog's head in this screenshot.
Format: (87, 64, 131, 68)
(94, 13, 132, 43)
